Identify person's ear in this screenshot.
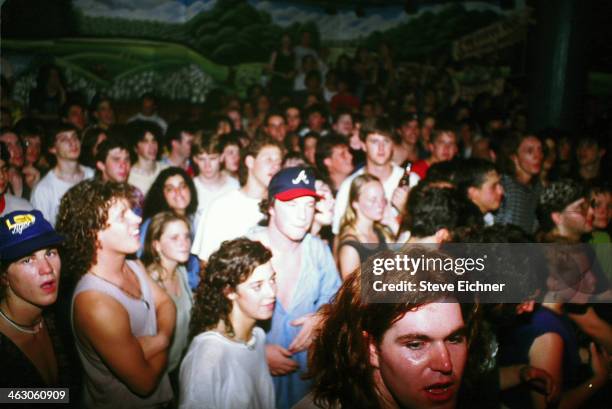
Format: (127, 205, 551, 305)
(551, 211, 562, 227)
(223, 286, 237, 301)
(95, 161, 105, 173)
(511, 153, 519, 168)
(152, 240, 162, 256)
(467, 186, 478, 202)
(365, 331, 380, 368)
(245, 154, 255, 170)
(268, 202, 276, 220)
(489, 149, 497, 162)
(434, 228, 451, 243)
(323, 157, 332, 169)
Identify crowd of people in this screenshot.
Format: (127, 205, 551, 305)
(1, 33, 611, 409)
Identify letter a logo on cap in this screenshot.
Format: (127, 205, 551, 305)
(291, 170, 309, 185)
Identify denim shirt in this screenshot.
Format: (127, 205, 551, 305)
(264, 233, 341, 409)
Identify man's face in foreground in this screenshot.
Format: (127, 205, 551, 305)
(371, 302, 467, 409)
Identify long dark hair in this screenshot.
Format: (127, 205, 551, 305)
(189, 238, 272, 339)
(307, 246, 481, 409)
(142, 167, 198, 220)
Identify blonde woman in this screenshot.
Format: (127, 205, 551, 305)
(141, 211, 193, 374)
(335, 174, 392, 279)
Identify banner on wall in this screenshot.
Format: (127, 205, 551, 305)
(452, 8, 532, 61)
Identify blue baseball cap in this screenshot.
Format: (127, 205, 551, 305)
(0, 210, 64, 263)
(268, 167, 322, 202)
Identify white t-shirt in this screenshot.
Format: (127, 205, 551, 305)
(31, 166, 94, 226)
(332, 164, 416, 234)
(193, 175, 240, 230)
(179, 327, 274, 409)
(128, 161, 168, 196)
(191, 189, 263, 261)
(1, 193, 33, 217)
(484, 212, 495, 226)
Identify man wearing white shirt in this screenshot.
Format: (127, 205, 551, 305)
(127, 121, 168, 196)
(192, 136, 283, 262)
(31, 123, 94, 225)
(127, 93, 168, 134)
(332, 119, 417, 236)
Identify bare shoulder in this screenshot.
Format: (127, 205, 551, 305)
(73, 290, 130, 336)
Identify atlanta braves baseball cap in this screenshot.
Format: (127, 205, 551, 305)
(268, 166, 322, 202)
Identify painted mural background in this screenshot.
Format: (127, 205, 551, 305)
(1, 0, 539, 105)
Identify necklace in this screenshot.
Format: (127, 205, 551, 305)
(0, 308, 43, 334)
(219, 330, 257, 351)
(89, 271, 150, 310)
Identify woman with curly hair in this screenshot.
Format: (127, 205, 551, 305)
(335, 174, 392, 280)
(178, 238, 276, 409)
(140, 166, 200, 289)
(141, 211, 193, 374)
(56, 179, 174, 409)
(302, 246, 479, 409)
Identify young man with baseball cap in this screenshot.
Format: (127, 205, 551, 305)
(0, 210, 68, 388)
(248, 166, 341, 409)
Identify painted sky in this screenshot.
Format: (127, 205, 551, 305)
(74, 0, 508, 40)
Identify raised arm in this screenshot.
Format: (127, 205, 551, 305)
(568, 306, 612, 353)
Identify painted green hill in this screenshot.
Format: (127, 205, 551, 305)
(3, 37, 231, 102)
(2, 37, 229, 85)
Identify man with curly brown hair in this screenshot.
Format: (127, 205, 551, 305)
(56, 179, 175, 408)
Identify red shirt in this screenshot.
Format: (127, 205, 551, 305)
(330, 93, 360, 113)
(411, 159, 430, 180)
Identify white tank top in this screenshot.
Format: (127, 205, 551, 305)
(71, 260, 173, 408)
